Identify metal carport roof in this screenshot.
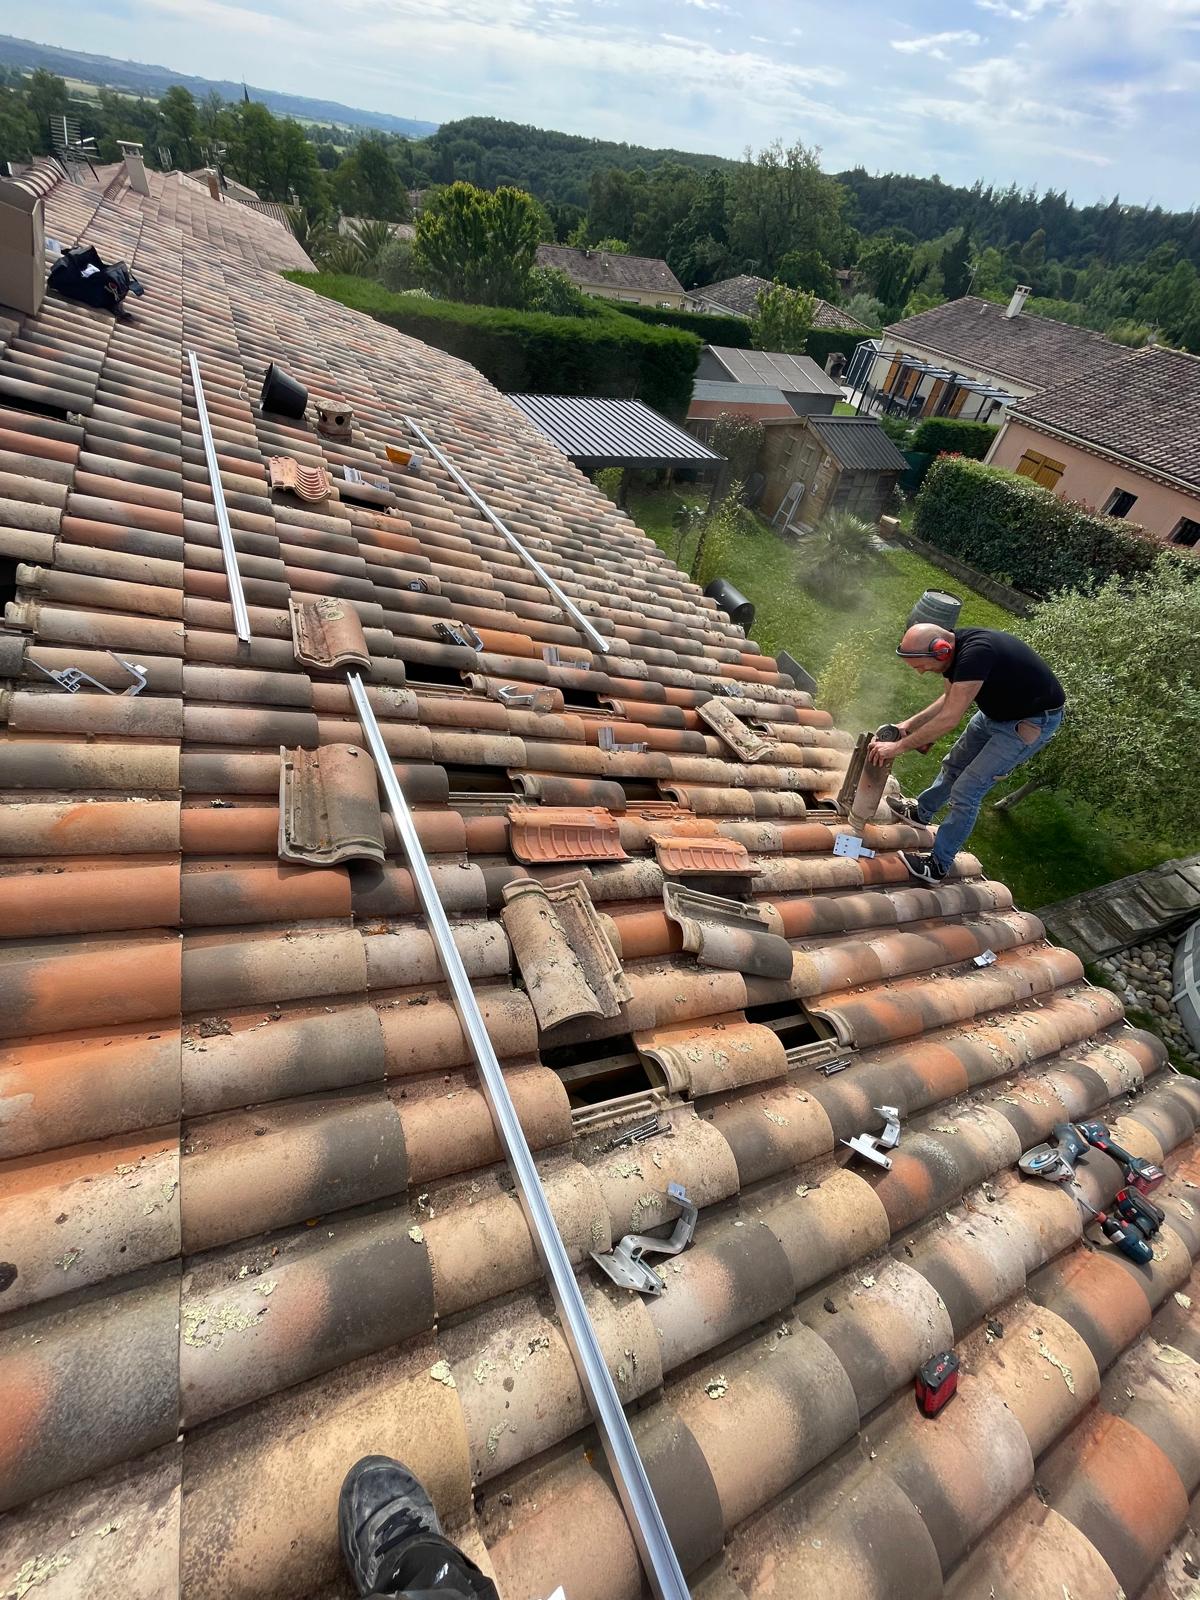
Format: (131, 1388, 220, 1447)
(508, 394, 724, 471)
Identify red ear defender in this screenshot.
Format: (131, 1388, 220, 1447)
(929, 635, 953, 661)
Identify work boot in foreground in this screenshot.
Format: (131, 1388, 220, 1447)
(901, 850, 948, 885)
(339, 1455, 442, 1596)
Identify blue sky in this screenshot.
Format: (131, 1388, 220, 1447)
(27, 0, 1200, 207)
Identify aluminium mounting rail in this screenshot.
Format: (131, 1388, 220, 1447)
(347, 671, 688, 1600)
(403, 416, 611, 657)
(186, 349, 252, 643)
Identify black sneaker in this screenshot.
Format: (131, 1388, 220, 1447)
(901, 850, 948, 885)
(339, 1456, 443, 1596)
(887, 795, 923, 824)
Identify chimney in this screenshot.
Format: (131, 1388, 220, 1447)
(118, 141, 150, 197)
(1005, 285, 1031, 319)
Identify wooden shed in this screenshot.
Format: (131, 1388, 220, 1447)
(758, 413, 907, 531)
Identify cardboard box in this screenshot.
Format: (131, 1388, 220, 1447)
(0, 177, 46, 317)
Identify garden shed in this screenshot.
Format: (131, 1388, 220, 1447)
(758, 413, 906, 530)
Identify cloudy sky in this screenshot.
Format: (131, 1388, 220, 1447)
(27, 0, 1200, 207)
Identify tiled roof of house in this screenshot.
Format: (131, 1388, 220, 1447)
(694, 275, 873, 331)
(100, 165, 316, 273)
(1009, 342, 1200, 492)
(0, 162, 1198, 1600)
(885, 295, 1131, 392)
(536, 244, 684, 297)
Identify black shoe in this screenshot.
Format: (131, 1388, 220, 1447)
(901, 850, 948, 885)
(887, 795, 923, 824)
(339, 1456, 443, 1596)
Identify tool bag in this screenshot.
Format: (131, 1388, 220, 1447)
(48, 244, 144, 313)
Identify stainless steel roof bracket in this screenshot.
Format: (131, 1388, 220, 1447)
(346, 670, 688, 1600)
(187, 349, 252, 643)
(30, 652, 147, 695)
(404, 416, 612, 656)
(591, 1183, 698, 1298)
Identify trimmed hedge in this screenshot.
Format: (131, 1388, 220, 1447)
(805, 326, 879, 368)
(913, 455, 1161, 596)
(598, 299, 752, 348)
(910, 417, 999, 460)
(287, 273, 701, 418)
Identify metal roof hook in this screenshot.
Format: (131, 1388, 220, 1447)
(30, 653, 147, 696)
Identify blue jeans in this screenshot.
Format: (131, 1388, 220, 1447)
(916, 708, 1064, 872)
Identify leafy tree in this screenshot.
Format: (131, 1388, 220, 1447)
(376, 235, 422, 291)
(997, 559, 1200, 838)
(750, 283, 816, 353)
(843, 292, 885, 327)
(26, 70, 68, 152)
(1106, 319, 1153, 347)
(158, 86, 200, 170)
(940, 227, 973, 298)
(709, 414, 764, 482)
(334, 133, 409, 221)
(777, 247, 836, 298)
(729, 140, 845, 278)
(525, 265, 587, 316)
(0, 85, 39, 164)
(666, 169, 731, 287)
(857, 234, 914, 314)
(591, 237, 630, 254)
(415, 181, 543, 306)
(586, 166, 642, 245)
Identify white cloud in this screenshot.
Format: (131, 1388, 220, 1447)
(680, 0, 728, 10)
(891, 29, 983, 59)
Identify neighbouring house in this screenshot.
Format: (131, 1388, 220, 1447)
(758, 413, 907, 528)
(688, 345, 844, 435)
(863, 289, 1132, 423)
(686, 273, 873, 333)
(535, 244, 687, 309)
(339, 215, 416, 241)
(988, 343, 1200, 547)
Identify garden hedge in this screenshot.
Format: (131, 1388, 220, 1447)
(804, 326, 879, 367)
(287, 274, 701, 418)
(913, 455, 1161, 596)
(910, 417, 999, 460)
(599, 300, 752, 348)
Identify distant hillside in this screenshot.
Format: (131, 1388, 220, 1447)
(416, 117, 739, 208)
(0, 34, 438, 137)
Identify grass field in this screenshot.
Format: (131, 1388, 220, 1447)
(628, 484, 1182, 912)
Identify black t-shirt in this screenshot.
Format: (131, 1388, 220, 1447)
(947, 627, 1065, 720)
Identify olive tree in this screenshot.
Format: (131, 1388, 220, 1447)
(996, 558, 1200, 840)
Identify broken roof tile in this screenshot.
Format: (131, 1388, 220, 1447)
(502, 876, 631, 1031)
(278, 743, 385, 866)
(651, 833, 754, 877)
(696, 698, 780, 763)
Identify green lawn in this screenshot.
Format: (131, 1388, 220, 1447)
(629, 484, 1180, 912)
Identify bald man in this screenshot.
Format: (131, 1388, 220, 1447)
(868, 622, 1065, 885)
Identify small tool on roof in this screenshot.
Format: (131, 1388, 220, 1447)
(842, 1105, 901, 1170)
(30, 653, 147, 696)
(1076, 1194, 1155, 1265)
(1076, 1119, 1165, 1193)
(602, 1115, 669, 1153)
(1018, 1121, 1089, 1183)
(915, 1350, 960, 1418)
(591, 1183, 697, 1298)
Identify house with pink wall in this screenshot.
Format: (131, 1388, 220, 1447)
(988, 344, 1200, 548)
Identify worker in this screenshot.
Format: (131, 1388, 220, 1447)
(339, 1456, 500, 1598)
(868, 622, 1065, 885)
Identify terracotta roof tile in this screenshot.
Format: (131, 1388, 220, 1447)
(0, 156, 1196, 1600)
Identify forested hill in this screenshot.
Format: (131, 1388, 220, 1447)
(416, 118, 740, 209)
(0, 35, 438, 137)
(836, 167, 1200, 272)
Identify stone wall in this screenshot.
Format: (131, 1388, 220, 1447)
(1094, 929, 1200, 1069)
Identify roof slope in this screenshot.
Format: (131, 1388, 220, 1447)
(1009, 342, 1200, 491)
(100, 164, 316, 273)
(803, 414, 909, 471)
(536, 244, 684, 296)
(706, 345, 845, 395)
(0, 165, 1198, 1600)
(697, 275, 872, 331)
(886, 295, 1131, 390)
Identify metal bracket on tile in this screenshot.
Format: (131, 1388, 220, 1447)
(833, 832, 876, 860)
(346, 671, 688, 1600)
(598, 724, 649, 754)
(543, 644, 590, 669)
(30, 652, 147, 696)
(496, 684, 539, 708)
(404, 416, 612, 657)
(842, 1105, 901, 1170)
(973, 948, 998, 967)
(434, 621, 484, 652)
(591, 1183, 698, 1298)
